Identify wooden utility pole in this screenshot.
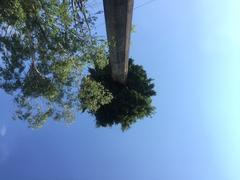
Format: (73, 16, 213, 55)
(103, 0, 134, 84)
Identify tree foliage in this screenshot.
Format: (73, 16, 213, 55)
(0, 0, 104, 128)
(80, 59, 156, 130)
(0, 0, 156, 130)
(79, 76, 113, 113)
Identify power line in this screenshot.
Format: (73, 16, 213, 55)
(135, 0, 159, 9)
(96, 0, 159, 28)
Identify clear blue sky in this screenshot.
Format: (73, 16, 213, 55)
(1, 0, 240, 180)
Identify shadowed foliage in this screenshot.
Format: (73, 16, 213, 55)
(79, 59, 156, 130)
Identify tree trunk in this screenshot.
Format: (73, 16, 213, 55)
(103, 0, 134, 84)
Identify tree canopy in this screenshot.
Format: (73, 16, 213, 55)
(0, 0, 105, 128)
(79, 59, 156, 130)
(0, 0, 156, 130)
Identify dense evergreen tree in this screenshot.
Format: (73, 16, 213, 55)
(80, 59, 156, 130)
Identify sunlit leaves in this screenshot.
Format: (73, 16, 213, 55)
(79, 77, 113, 113)
(0, 0, 103, 127)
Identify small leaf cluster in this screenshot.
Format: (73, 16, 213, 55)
(79, 77, 113, 113)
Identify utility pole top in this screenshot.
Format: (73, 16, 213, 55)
(103, 0, 134, 84)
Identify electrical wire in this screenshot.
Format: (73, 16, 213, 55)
(96, 0, 160, 27)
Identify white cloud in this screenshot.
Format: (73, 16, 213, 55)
(0, 125, 7, 137)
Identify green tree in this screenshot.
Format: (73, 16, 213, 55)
(0, 0, 104, 128)
(80, 59, 156, 131)
(0, 0, 156, 130)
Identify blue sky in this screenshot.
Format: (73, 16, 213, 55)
(0, 0, 240, 180)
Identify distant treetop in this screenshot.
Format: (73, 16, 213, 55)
(79, 59, 156, 131)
